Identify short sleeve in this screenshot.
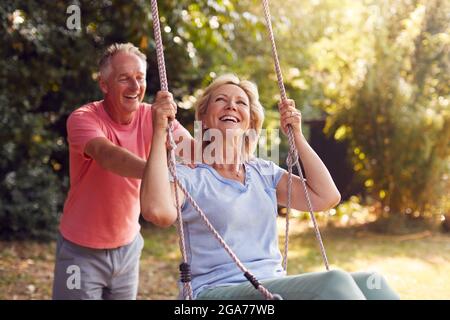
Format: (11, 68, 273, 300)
(269, 161, 285, 188)
(251, 158, 286, 189)
(66, 109, 106, 158)
(168, 164, 192, 209)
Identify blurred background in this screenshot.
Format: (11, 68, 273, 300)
(0, 0, 449, 299)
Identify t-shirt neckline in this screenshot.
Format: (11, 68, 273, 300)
(98, 100, 139, 130)
(196, 163, 251, 191)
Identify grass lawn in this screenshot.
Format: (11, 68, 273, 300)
(1, 219, 449, 300)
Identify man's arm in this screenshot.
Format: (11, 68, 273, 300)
(84, 126, 193, 179)
(85, 137, 145, 179)
(83, 91, 193, 179)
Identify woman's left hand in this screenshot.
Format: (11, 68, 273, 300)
(278, 99, 302, 137)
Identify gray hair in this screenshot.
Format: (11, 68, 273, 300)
(98, 42, 147, 79)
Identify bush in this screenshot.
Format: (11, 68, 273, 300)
(0, 163, 63, 240)
(327, 0, 449, 223)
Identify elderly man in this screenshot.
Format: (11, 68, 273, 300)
(52, 43, 192, 299)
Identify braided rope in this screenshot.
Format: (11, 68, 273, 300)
(261, 0, 330, 271)
(284, 153, 293, 271)
(150, 0, 279, 300)
(150, 0, 168, 92)
(150, 0, 193, 299)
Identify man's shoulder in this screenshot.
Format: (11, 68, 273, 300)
(138, 102, 153, 120)
(69, 101, 102, 118)
(67, 101, 103, 127)
(139, 102, 152, 113)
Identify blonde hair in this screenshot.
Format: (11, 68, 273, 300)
(194, 74, 265, 160)
(99, 42, 147, 78)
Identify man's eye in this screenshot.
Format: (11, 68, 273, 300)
(119, 78, 128, 81)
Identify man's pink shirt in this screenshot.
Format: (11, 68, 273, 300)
(61, 100, 183, 249)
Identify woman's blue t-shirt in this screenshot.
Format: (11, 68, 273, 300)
(171, 158, 286, 298)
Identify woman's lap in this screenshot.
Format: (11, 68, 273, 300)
(197, 269, 400, 300)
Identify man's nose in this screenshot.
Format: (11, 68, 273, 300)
(129, 78, 140, 91)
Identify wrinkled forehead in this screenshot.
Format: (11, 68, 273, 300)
(211, 84, 249, 102)
(110, 52, 147, 75)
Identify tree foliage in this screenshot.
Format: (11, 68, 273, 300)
(1, 0, 448, 239)
(0, 0, 248, 239)
(325, 0, 449, 220)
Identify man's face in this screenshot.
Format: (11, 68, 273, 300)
(100, 52, 147, 114)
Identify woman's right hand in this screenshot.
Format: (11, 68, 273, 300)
(152, 90, 177, 133)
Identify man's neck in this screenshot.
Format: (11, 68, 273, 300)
(103, 98, 134, 125)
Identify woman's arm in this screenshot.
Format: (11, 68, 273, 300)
(275, 99, 341, 212)
(140, 91, 184, 227)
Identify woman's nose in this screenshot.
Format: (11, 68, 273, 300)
(225, 100, 237, 110)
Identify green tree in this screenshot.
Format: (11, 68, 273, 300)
(0, 0, 253, 240)
(327, 0, 449, 229)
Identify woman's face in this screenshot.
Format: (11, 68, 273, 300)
(202, 84, 251, 136)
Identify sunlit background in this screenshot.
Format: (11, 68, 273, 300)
(0, 0, 449, 299)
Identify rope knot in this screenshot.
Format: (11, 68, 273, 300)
(244, 271, 260, 289)
(286, 148, 299, 169)
(179, 263, 192, 283)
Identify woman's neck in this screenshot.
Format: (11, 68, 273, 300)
(212, 162, 245, 181)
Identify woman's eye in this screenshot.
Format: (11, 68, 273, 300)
(216, 97, 225, 102)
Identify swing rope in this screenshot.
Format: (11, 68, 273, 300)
(261, 0, 330, 271)
(150, 0, 194, 299)
(150, 0, 331, 300)
(150, 0, 280, 300)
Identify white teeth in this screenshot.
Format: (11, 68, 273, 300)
(125, 95, 138, 99)
(220, 115, 239, 123)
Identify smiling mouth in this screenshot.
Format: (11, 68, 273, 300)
(219, 115, 240, 123)
(124, 94, 139, 100)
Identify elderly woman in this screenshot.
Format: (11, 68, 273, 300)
(140, 74, 399, 300)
